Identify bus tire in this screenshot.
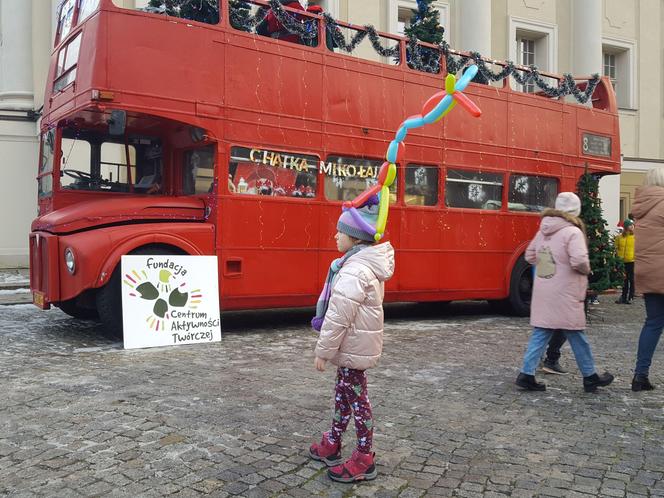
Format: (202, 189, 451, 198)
(506, 255, 532, 317)
(96, 245, 182, 340)
(56, 296, 99, 320)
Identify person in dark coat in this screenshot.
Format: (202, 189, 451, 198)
(631, 168, 664, 391)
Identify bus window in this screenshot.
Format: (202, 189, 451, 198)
(101, 143, 137, 186)
(78, 0, 100, 22)
(445, 169, 503, 210)
(508, 175, 558, 212)
(59, 128, 162, 193)
(405, 165, 438, 206)
(60, 137, 92, 190)
(128, 0, 220, 24)
(229, 146, 318, 197)
(183, 145, 215, 195)
(56, 0, 76, 44)
(323, 156, 397, 203)
(38, 129, 55, 198)
(254, 1, 315, 46)
(54, 33, 82, 93)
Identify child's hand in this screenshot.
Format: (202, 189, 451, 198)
(314, 357, 327, 371)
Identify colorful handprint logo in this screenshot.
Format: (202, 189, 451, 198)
(123, 268, 203, 331)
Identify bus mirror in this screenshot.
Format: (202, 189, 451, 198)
(190, 126, 206, 143)
(108, 110, 126, 136)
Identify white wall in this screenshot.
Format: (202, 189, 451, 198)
(0, 121, 38, 268)
(599, 173, 620, 230)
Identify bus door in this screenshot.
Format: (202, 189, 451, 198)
(399, 164, 442, 294)
(222, 146, 321, 307)
(440, 167, 507, 295)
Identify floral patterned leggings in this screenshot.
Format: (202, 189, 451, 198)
(328, 367, 373, 454)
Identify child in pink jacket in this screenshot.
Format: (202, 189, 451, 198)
(309, 199, 395, 483)
(516, 192, 614, 393)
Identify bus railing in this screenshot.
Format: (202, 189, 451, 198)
(68, 0, 615, 112)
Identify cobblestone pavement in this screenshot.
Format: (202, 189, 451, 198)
(1, 299, 663, 497)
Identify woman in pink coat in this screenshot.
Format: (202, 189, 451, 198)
(516, 192, 614, 393)
(308, 198, 394, 483)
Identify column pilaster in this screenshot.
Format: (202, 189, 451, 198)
(458, 0, 491, 55)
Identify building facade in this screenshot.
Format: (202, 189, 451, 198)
(0, 0, 660, 267)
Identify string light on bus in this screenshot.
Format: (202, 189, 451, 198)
(343, 65, 483, 242)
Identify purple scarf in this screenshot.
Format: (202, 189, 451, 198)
(311, 244, 366, 332)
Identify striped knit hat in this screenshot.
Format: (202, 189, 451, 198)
(337, 203, 379, 242)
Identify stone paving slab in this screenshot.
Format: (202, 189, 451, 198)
(0, 299, 662, 497)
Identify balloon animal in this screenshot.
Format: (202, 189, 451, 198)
(342, 65, 483, 241)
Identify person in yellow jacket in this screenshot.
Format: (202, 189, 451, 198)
(615, 219, 635, 304)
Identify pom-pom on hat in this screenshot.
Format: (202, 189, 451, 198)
(337, 196, 379, 242)
(554, 192, 581, 217)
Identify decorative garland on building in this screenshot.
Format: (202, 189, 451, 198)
(226, 1, 600, 104)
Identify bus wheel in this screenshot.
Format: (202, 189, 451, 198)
(56, 296, 99, 320)
(96, 245, 182, 340)
(507, 255, 532, 317)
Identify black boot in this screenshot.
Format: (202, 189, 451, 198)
(583, 372, 614, 392)
(632, 374, 655, 392)
(542, 360, 568, 375)
(516, 373, 546, 391)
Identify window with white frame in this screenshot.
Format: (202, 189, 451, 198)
(602, 38, 635, 109)
(509, 18, 558, 94)
(603, 52, 617, 90)
(397, 6, 412, 36)
(518, 37, 536, 92)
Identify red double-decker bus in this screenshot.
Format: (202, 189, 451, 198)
(31, 0, 620, 338)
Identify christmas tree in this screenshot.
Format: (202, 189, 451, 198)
(404, 0, 445, 71)
(404, 0, 444, 44)
(148, 0, 219, 24)
(576, 170, 624, 295)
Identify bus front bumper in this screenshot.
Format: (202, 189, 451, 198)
(29, 231, 60, 309)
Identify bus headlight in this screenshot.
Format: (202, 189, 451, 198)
(64, 247, 76, 274)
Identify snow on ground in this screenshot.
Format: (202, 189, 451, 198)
(0, 271, 29, 285)
(0, 288, 30, 295)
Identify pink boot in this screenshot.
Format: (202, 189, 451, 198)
(309, 432, 342, 466)
(327, 450, 377, 483)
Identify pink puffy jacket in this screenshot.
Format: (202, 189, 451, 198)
(525, 210, 590, 330)
(315, 242, 395, 370)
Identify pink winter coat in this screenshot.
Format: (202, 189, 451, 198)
(525, 210, 590, 330)
(315, 242, 395, 370)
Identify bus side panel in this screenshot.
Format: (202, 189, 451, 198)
(220, 197, 320, 303)
(508, 97, 564, 157)
(440, 209, 507, 293)
(441, 89, 510, 295)
(53, 223, 215, 303)
(107, 14, 223, 110)
(224, 40, 324, 151)
(323, 63, 403, 155)
(444, 85, 508, 150)
(398, 204, 441, 292)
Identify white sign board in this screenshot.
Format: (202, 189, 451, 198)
(121, 255, 221, 349)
